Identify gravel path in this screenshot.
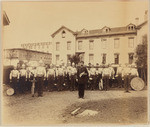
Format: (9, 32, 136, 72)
(2, 89, 148, 125)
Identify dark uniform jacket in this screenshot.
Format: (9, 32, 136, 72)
(77, 66, 89, 84)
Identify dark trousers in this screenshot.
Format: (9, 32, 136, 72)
(70, 75, 76, 91)
(90, 75, 97, 90)
(117, 75, 122, 88)
(47, 75, 54, 91)
(11, 77, 18, 93)
(78, 83, 85, 98)
(124, 75, 130, 92)
(57, 75, 64, 91)
(19, 76, 26, 93)
(36, 76, 44, 96)
(103, 76, 109, 91)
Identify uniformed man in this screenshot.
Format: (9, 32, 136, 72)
(9, 66, 20, 94)
(66, 62, 72, 90)
(108, 64, 114, 88)
(98, 65, 103, 90)
(95, 63, 100, 90)
(89, 64, 96, 90)
(47, 64, 55, 92)
(77, 61, 89, 99)
(35, 60, 46, 97)
(102, 65, 111, 91)
(70, 62, 77, 91)
(19, 64, 27, 93)
(116, 64, 123, 88)
(122, 64, 131, 93)
(55, 64, 64, 91)
(130, 64, 139, 81)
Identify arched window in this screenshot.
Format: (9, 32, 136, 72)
(62, 30, 66, 38)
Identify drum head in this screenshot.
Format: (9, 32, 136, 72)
(6, 88, 14, 96)
(131, 77, 145, 91)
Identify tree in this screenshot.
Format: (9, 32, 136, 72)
(135, 34, 147, 84)
(69, 54, 80, 65)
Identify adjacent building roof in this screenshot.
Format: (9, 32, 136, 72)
(137, 20, 148, 29)
(4, 48, 52, 55)
(76, 24, 137, 38)
(51, 24, 137, 39)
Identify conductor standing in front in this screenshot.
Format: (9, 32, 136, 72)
(77, 61, 89, 99)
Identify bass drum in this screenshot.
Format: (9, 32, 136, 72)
(130, 77, 145, 91)
(6, 88, 14, 96)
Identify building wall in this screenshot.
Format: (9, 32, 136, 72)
(3, 49, 52, 66)
(52, 28, 76, 65)
(76, 34, 137, 66)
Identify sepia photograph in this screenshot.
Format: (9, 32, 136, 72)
(1, 0, 149, 125)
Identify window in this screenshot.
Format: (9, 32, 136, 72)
(67, 54, 71, 63)
(114, 38, 120, 49)
(56, 55, 59, 64)
(89, 54, 94, 65)
(102, 39, 107, 49)
(102, 54, 106, 64)
(128, 38, 134, 48)
(78, 41, 82, 50)
(129, 53, 134, 64)
(89, 40, 94, 50)
(128, 25, 135, 31)
(62, 30, 66, 38)
(114, 53, 119, 64)
(56, 42, 60, 51)
(67, 41, 71, 50)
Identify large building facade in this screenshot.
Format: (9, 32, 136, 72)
(20, 11, 148, 66)
(51, 22, 148, 66)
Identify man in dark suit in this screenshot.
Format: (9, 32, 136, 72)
(77, 61, 89, 99)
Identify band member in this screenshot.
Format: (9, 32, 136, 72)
(116, 64, 123, 88)
(98, 65, 103, 90)
(108, 64, 115, 88)
(70, 62, 77, 91)
(89, 64, 96, 90)
(77, 61, 89, 99)
(102, 65, 111, 91)
(9, 66, 20, 94)
(66, 62, 72, 90)
(122, 64, 131, 93)
(130, 64, 139, 81)
(19, 64, 27, 93)
(35, 60, 46, 97)
(56, 64, 64, 91)
(47, 64, 55, 92)
(95, 64, 100, 90)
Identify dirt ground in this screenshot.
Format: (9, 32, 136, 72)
(2, 89, 148, 125)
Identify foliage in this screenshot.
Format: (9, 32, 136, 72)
(69, 54, 80, 65)
(135, 34, 147, 83)
(135, 34, 147, 68)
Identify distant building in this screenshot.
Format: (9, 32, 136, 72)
(21, 42, 52, 53)
(51, 11, 148, 66)
(3, 48, 52, 66)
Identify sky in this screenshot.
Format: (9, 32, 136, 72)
(2, 0, 148, 49)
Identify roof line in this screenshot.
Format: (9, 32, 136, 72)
(51, 25, 75, 37)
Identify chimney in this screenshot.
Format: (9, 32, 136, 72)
(144, 10, 148, 21)
(135, 17, 139, 26)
